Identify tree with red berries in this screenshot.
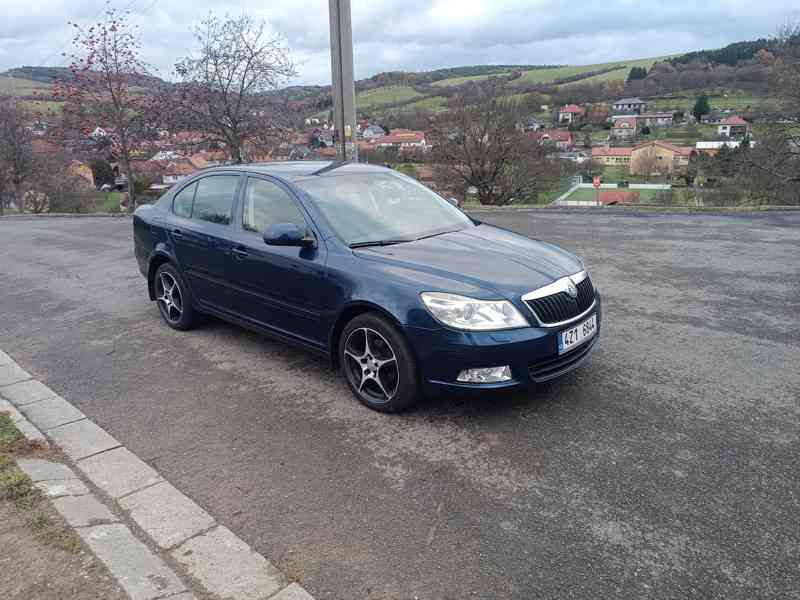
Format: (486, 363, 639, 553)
(56, 2, 156, 212)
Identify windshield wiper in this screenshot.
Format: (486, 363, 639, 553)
(349, 239, 410, 248)
(414, 228, 462, 241)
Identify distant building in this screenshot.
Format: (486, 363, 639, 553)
(69, 161, 95, 188)
(612, 117, 638, 140)
(696, 140, 743, 151)
(362, 125, 386, 141)
(591, 145, 632, 166)
(637, 112, 676, 128)
(532, 129, 574, 150)
(630, 141, 693, 176)
(374, 129, 428, 151)
(717, 116, 751, 138)
(611, 97, 647, 114)
(163, 160, 198, 184)
(700, 112, 725, 124)
(558, 104, 585, 124)
(521, 116, 543, 132)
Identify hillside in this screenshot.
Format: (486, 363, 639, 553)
(0, 35, 782, 122)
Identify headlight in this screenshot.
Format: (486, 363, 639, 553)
(420, 292, 528, 331)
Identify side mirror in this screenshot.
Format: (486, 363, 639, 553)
(446, 197, 461, 208)
(263, 223, 315, 247)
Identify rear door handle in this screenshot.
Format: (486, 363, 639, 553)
(232, 246, 249, 259)
(172, 229, 183, 239)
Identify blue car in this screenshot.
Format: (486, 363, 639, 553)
(133, 162, 601, 412)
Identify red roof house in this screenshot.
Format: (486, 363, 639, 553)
(717, 116, 751, 138)
(374, 129, 427, 151)
(558, 104, 585, 124)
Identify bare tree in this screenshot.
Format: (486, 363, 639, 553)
(742, 20, 800, 201)
(0, 99, 34, 214)
(57, 2, 156, 212)
(25, 150, 94, 214)
(634, 149, 662, 182)
(173, 14, 296, 163)
(428, 93, 558, 205)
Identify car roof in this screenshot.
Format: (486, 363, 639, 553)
(208, 161, 390, 181)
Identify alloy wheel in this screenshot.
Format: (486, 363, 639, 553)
(343, 327, 399, 402)
(156, 272, 183, 324)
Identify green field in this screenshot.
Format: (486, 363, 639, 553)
(24, 99, 63, 116)
(512, 56, 670, 86)
(0, 76, 52, 95)
(431, 71, 515, 87)
(399, 95, 448, 112)
(560, 66, 629, 86)
(644, 88, 782, 113)
(356, 85, 424, 109)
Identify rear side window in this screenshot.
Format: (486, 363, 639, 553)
(242, 178, 307, 233)
(191, 176, 239, 225)
(172, 182, 196, 218)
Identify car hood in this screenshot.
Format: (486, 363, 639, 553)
(353, 223, 584, 299)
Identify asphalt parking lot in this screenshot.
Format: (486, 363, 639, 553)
(0, 210, 798, 600)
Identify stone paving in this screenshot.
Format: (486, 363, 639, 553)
(0, 348, 314, 600)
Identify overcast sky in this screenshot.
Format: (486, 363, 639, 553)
(1, 1, 796, 86)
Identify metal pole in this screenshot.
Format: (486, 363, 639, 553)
(328, 0, 358, 162)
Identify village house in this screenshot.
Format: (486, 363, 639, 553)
(516, 115, 543, 132)
(696, 140, 743, 152)
(611, 97, 647, 114)
(558, 104, 585, 125)
(591, 145, 632, 167)
(637, 112, 676, 128)
(374, 129, 428, 151)
(700, 112, 725, 124)
(361, 125, 386, 141)
(629, 141, 693, 176)
(717, 116, 751, 138)
(532, 129, 574, 150)
(611, 117, 638, 140)
(162, 160, 198, 185)
(69, 161, 95, 188)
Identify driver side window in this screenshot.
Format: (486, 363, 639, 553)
(243, 178, 307, 234)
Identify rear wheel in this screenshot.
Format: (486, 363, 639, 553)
(339, 313, 420, 413)
(154, 263, 196, 330)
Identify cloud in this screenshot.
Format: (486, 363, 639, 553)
(0, 0, 793, 86)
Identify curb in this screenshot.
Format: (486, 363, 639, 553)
(0, 213, 131, 219)
(0, 348, 315, 600)
(466, 204, 800, 213)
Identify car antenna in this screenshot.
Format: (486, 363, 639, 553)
(312, 161, 348, 176)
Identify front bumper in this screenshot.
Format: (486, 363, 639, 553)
(405, 295, 602, 394)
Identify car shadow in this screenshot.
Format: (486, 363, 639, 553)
(187, 312, 583, 419)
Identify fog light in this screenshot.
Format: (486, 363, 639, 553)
(456, 366, 512, 383)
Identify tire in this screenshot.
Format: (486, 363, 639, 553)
(153, 263, 196, 331)
(339, 313, 420, 413)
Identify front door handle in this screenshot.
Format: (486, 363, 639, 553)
(172, 229, 183, 239)
(232, 246, 249, 259)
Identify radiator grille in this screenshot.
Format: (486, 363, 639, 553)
(525, 277, 594, 325)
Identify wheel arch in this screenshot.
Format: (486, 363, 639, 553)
(147, 250, 175, 301)
(329, 301, 411, 369)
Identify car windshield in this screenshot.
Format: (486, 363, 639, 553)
(294, 172, 473, 246)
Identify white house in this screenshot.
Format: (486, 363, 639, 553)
(611, 97, 647, 114)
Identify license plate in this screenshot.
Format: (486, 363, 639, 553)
(558, 314, 597, 355)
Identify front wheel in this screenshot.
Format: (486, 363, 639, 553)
(339, 313, 420, 413)
(154, 263, 196, 331)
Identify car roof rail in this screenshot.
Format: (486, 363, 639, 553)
(312, 161, 348, 176)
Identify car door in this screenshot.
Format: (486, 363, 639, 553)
(167, 174, 242, 312)
(227, 176, 329, 347)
